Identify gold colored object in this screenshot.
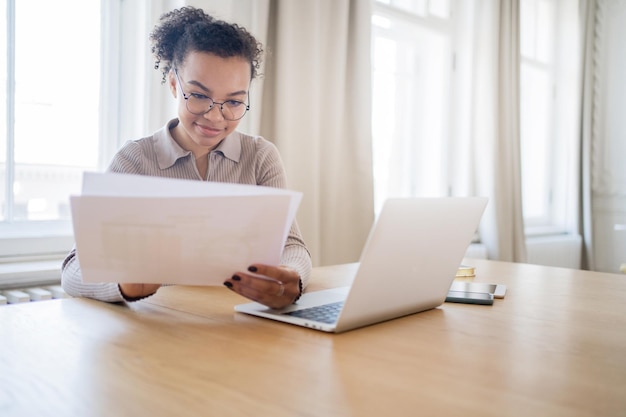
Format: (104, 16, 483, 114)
(455, 265, 476, 282)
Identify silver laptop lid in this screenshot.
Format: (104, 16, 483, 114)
(334, 197, 488, 332)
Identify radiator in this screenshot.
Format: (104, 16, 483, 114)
(526, 234, 582, 269)
(465, 236, 582, 269)
(0, 285, 69, 305)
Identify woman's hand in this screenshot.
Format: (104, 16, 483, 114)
(223, 264, 301, 309)
(118, 283, 162, 301)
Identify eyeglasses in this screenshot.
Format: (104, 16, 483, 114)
(174, 69, 250, 121)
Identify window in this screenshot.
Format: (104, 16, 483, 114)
(520, 0, 555, 227)
(520, 0, 579, 233)
(1, 0, 102, 258)
(371, 0, 454, 213)
(371, 0, 579, 236)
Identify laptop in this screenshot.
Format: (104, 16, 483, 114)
(235, 197, 488, 333)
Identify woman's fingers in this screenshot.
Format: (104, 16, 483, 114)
(223, 264, 300, 309)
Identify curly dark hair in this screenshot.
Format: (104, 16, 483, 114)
(150, 6, 264, 83)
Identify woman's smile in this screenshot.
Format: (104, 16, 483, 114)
(194, 122, 224, 138)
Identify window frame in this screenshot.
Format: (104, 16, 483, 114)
(371, 0, 579, 238)
(520, 0, 580, 236)
(0, 0, 122, 261)
(371, 0, 456, 214)
(520, 0, 557, 230)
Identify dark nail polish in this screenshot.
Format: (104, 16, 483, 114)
(248, 266, 257, 272)
(232, 275, 241, 281)
(223, 281, 233, 288)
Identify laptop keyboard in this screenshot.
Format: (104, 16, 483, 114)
(285, 301, 344, 324)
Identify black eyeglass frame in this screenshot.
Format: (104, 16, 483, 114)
(173, 68, 250, 121)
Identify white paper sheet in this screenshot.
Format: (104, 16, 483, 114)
(70, 172, 302, 285)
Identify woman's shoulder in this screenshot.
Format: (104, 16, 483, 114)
(114, 136, 156, 161)
(234, 130, 270, 143)
(234, 131, 279, 154)
(117, 120, 174, 155)
(108, 123, 173, 174)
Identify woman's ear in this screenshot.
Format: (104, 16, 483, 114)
(168, 70, 178, 98)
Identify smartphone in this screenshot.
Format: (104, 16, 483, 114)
(449, 281, 507, 298)
(445, 290, 494, 305)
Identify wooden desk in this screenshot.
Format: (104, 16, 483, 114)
(1, 259, 625, 417)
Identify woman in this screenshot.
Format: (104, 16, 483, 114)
(61, 6, 311, 309)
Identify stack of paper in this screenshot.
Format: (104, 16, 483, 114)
(70, 172, 302, 286)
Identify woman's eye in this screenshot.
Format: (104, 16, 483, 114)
(190, 93, 210, 100)
(226, 100, 244, 108)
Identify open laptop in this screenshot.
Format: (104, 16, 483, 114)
(235, 197, 488, 333)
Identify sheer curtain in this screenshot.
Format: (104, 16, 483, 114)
(123, 0, 528, 266)
(470, 0, 527, 262)
(179, 0, 374, 266)
(257, 0, 375, 266)
(110, 0, 182, 156)
(579, 0, 596, 270)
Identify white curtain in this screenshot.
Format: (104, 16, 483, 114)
(257, 0, 375, 266)
(470, 0, 527, 262)
(122, 0, 530, 266)
(170, 0, 374, 267)
(579, 0, 596, 270)
(109, 0, 182, 157)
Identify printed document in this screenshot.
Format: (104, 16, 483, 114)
(70, 172, 302, 285)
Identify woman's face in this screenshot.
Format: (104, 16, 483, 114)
(169, 51, 251, 153)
